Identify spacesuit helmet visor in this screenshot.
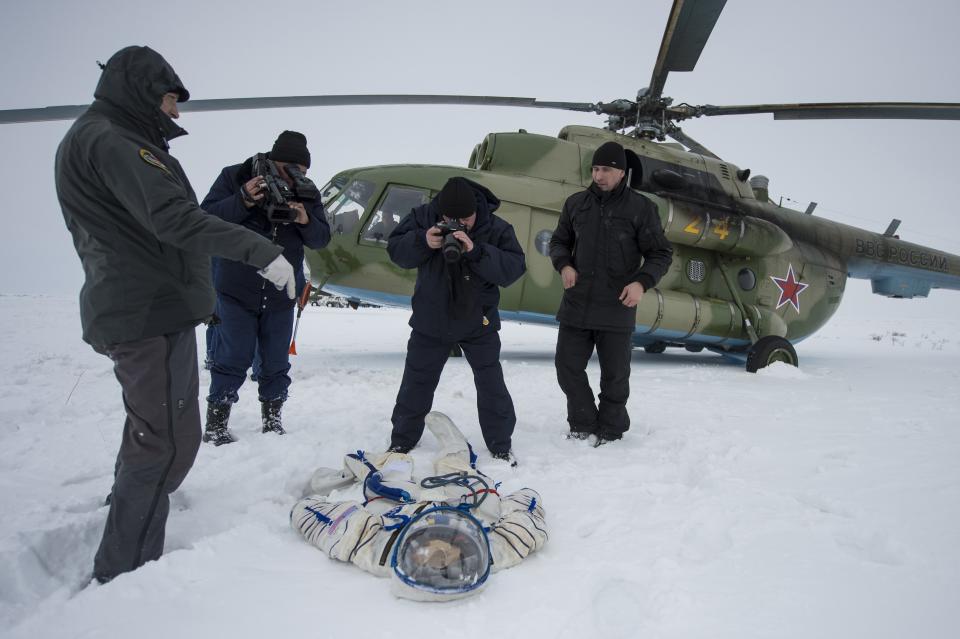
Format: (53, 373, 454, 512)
(391, 506, 491, 601)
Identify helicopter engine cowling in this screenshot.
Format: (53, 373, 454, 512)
(657, 197, 793, 257)
(631, 287, 788, 348)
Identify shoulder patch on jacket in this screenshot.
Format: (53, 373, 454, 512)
(139, 148, 170, 174)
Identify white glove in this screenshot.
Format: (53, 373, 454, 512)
(258, 255, 296, 299)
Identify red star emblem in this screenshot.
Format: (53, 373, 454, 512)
(770, 264, 809, 313)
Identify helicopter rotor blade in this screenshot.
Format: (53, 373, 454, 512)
(0, 105, 88, 124)
(696, 102, 960, 120)
(647, 0, 728, 102)
(0, 94, 600, 125)
(179, 95, 601, 114)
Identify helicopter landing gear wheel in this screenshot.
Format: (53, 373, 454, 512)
(644, 342, 667, 354)
(745, 336, 798, 373)
(684, 344, 704, 353)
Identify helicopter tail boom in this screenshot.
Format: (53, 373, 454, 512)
(846, 235, 960, 298)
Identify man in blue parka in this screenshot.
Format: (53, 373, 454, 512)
(386, 177, 526, 464)
(201, 131, 330, 444)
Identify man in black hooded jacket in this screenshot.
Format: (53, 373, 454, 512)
(55, 46, 296, 582)
(549, 141, 673, 446)
(386, 177, 526, 464)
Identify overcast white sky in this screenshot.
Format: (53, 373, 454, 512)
(2, 0, 959, 317)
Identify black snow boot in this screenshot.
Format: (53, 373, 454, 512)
(261, 399, 286, 435)
(387, 444, 412, 454)
(491, 449, 519, 468)
(202, 402, 236, 446)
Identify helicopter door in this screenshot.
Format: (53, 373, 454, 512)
(520, 207, 565, 317)
(489, 200, 530, 313)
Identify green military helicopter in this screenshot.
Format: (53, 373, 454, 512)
(300, 0, 960, 372)
(5, 0, 959, 371)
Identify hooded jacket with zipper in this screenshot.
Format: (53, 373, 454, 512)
(387, 178, 526, 341)
(55, 46, 282, 347)
(549, 180, 673, 331)
(201, 157, 330, 311)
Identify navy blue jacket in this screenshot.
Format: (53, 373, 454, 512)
(387, 179, 526, 340)
(201, 158, 330, 311)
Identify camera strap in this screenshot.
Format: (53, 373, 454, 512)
(446, 260, 476, 321)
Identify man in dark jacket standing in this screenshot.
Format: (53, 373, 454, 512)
(549, 141, 673, 446)
(200, 131, 330, 444)
(387, 177, 526, 464)
(55, 46, 296, 583)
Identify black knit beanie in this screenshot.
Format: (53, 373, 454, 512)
(438, 177, 476, 219)
(270, 130, 311, 168)
(591, 141, 626, 169)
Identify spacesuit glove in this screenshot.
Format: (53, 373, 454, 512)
(258, 255, 296, 299)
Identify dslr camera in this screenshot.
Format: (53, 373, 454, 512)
(435, 219, 468, 263)
(251, 153, 319, 224)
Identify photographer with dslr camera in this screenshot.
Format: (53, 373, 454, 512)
(386, 177, 526, 465)
(201, 131, 330, 445)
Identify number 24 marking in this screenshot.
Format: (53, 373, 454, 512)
(684, 215, 730, 240)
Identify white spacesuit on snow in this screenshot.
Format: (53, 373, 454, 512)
(290, 412, 547, 601)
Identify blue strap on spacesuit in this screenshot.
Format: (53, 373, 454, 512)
(382, 505, 411, 531)
(467, 442, 478, 469)
(352, 450, 416, 505)
(365, 471, 415, 504)
(350, 450, 378, 474)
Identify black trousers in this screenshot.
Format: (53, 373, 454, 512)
(555, 324, 633, 437)
(93, 328, 202, 581)
(391, 329, 515, 454)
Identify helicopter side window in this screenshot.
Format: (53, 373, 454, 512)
(361, 185, 431, 245)
(325, 179, 376, 235)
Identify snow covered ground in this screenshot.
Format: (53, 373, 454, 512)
(1, 290, 958, 639)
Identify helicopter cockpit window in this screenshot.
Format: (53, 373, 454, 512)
(361, 185, 431, 245)
(326, 179, 376, 236)
(319, 175, 348, 206)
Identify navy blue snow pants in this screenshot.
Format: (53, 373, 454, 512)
(390, 328, 515, 454)
(207, 294, 293, 404)
(206, 323, 261, 379)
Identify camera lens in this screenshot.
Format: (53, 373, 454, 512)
(441, 234, 462, 263)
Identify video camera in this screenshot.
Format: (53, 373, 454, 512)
(435, 219, 468, 263)
(251, 153, 319, 224)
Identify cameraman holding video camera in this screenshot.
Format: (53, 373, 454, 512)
(386, 177, 526, 465)
(200, 131, 330, 445)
